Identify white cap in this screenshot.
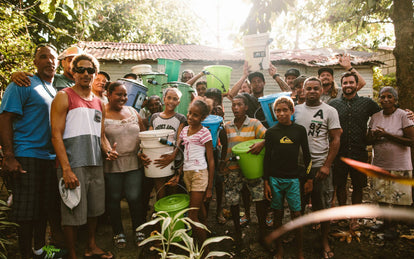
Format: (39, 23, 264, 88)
(58, 178, 81, 210)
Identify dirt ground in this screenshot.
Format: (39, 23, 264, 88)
(2, 177, 414, 259)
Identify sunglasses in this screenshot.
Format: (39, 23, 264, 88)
(74, 67, 96, 74)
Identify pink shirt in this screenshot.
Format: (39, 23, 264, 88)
(180, 126, 212, 171)
(369, 108, 414, 171)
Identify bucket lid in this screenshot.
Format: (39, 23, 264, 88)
(202, 115, 223, 125)
(154, 194, 190, 212)
(117, 78, 148, 89)
(232, 139, 265, 155)
(259, 92, 291, 102)
(139, 129, 174, 139)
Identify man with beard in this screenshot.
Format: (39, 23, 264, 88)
(0, 44, 66, 258)
(51, 54, 115, 259)
(319, 53, 366, 103)
(329, 72, 380, 230)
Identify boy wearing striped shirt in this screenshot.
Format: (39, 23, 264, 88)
(222, 94, 267, 252)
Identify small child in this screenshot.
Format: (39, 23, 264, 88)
(169, 99, 214, 245)
(139, 95, 162, 130)
(139, 88, 186, 199)
(263, 96, 312, 259)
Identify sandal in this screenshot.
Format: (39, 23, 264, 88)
(322, 250, 334, 259)
(266, 211, 274, 227)
(113, 233, 126, 249)
(136, 231, 146, 246)
(216, 215, 227, 225)
(240, 214, 250, 227)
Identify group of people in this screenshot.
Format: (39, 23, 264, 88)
(0, 43, 412, 259)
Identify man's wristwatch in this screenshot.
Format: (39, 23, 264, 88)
(272, 74, 280, 79)
(348, 67, 354, 71)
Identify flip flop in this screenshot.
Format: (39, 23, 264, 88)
(322, 250, 334, 259)
(84, 251, 114, 259)
(240, 215, 250, 227)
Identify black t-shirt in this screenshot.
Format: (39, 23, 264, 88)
(263, 122, 311, 179)
(241, 93, 269, 128)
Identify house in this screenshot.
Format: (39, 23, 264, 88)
(78, 41, 382, 122)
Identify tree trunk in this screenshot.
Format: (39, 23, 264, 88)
(392, 0, 414, 110)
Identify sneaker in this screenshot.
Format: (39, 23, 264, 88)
(34, 245, 68, 259)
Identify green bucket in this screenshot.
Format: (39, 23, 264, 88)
(232, 139, 265, 179)
(157, 58, 183, 82)
(154, 193, 190, 241)
(205, 65, 232, 93)
(138, 73, 168, 99)
(163, 82, 195, 116)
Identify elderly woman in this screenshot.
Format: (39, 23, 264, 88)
(104, 82, 146, 248)
(367, 86, 414, 238)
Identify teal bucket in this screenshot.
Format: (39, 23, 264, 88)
(118, 78, 148, 112)
(138, 73, 168, 99)
(163, 82, 195, 116)
(158, 58, 183, 82)
(232, 139, 265, 179)
(154, 193, 190, 241)
(201, 115, 223, 149)
(258, 92, 291, 127)
(204, 65, 232, 93)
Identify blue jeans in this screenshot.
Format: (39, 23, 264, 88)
(105, 169, 144, 234)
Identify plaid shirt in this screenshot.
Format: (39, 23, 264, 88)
(329, 94, 380, 159)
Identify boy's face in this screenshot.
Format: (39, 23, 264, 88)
(148, 98, 162, 114)
(231, 98, 247, 119)
(274, 102, 293, 125)
(196, 84, 207, 97)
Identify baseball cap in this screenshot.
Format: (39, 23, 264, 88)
(318, 67, 334, 76)
(58, 178, 81, 210)
(248, 72, 265, 82)
(285, 68, 300, 77)
(58, 46, 84, 60)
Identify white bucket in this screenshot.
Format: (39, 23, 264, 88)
(132, 64, 152, 75)
(139, 129, 175, 178)
(243, 33, 271, 71)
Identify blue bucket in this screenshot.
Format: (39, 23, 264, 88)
(258, 92, 291, 127)
(201, 115, 223, 149)
(118, 78, 148, 112)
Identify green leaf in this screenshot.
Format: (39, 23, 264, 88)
(201, 236, 233, 250)
(136, 217, 163, 232)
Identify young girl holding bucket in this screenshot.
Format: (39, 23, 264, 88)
(139, 88, 186, 200)
(169, 99, 214, 245)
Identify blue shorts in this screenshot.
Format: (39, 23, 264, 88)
(269, 177, 301, 212)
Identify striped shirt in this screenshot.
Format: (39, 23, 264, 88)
(180, 126, 212, 171)
(62, 88, 103, 168)
(225, 116, 266, 170)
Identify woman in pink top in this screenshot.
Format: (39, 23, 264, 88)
(104, 82, 146, 248)
(367, 86, 414, 239)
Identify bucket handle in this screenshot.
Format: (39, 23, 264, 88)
(156, 183, 188, 198)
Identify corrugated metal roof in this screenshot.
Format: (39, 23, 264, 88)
(77, 41, 243, 62)
(78, 41, 382, 66)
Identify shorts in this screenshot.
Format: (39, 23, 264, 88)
(333, 158, 367, 189)
(224, 169, 264, 206)
(11, 157, 59, 221)
(269, 177, 301, 212)
(183, 169, 208, 192)
(310, 167, 334, 211)
(57, 166, 105, 226)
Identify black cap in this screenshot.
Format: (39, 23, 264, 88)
(248, 72, 265, 82)
(318, 67, 334, 76)
(284, 68, 300, 77)
(98, 71, 111, 81)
